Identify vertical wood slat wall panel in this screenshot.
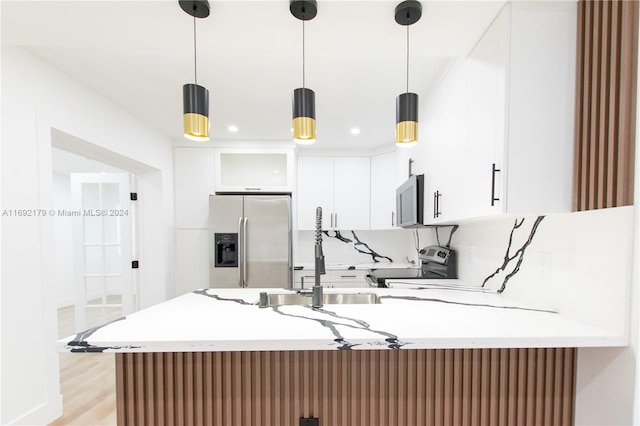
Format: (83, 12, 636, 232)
(115, 348, 576, 426)
(573, 0, 637, 211)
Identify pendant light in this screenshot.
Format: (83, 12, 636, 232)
(290, 0, 317, 145)
(395, 0, 422, 147)
(180, 0, 210, 141)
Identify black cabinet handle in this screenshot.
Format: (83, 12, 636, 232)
(434, 191, 441, 218)
(491, 163, 501, 206)
(433, 191, 437, 218)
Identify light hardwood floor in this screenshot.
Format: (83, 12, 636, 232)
(49, 304, 118, 425)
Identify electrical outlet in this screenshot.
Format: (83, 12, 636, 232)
(299, 418, 319, 426)
(538, 252, 552, 281)
(467, 244, 476, 264)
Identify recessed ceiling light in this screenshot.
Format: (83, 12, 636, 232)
(350, 127, 360, 135)
(228, 125, 239, 133)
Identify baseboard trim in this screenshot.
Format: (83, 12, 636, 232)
(6, 393, 63, 425)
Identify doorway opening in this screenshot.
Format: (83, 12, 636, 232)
(49, 127, 152, 425)
(52, 147, 138, 334)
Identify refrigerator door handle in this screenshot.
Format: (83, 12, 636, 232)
(243, 217, 248, 287)
(238, 217, 244, 287)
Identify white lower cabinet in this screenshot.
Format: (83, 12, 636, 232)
(294, 269, 367, 288)
(327, 270, 366, 288)
(294, 269, 329, 288)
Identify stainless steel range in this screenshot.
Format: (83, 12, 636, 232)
(366, 245, 457, 287)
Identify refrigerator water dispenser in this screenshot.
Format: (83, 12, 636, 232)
(214, 233, 238, 267)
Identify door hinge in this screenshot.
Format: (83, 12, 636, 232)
(131, 260, 139, 269)
(130, 192, 138, 201)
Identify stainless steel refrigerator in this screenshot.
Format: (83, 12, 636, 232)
(209, 194, 292, 288)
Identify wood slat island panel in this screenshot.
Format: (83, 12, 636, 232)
(116, 348, 576, 426)
(573, 0, 637, 210)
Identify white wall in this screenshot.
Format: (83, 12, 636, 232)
(52, 173, 74, 307)
(0, 46, 174, 425)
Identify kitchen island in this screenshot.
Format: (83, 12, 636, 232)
(59, 286, 623, 425)
(62, 286, 622, 353)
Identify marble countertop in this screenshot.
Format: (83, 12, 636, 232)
(59, 284, 626, 353)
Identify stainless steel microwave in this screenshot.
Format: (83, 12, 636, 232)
(395, 174, 424, 228)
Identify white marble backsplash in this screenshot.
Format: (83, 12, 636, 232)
(295, 229, 414, 266)
(296, 207, 633, 338)
(415, 206, 634, 335)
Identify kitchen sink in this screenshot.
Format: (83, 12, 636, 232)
(257, 292, 380, 306)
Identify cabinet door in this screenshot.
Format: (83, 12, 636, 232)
(420, 58, 466, 224)
(421, 8, 507, 224)
(294, 270, 329, 288)
(370, 152, 397, 229)
(333, 157, 370, 230)
(436, 60, 469, 221)
(329, 270, 367, 288)
(504, 2, 574, 213)
(297, 157, 334, 230)
(215, 149, 294, 193)
(458, 5, 507, 219)
(174, 147, 215, 228)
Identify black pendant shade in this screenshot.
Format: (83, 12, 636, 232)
(395, 0, 421, 146)
(290, 0, 317, 144)
(292, 88, 316, 144)
(396, 92, 419, 146)
(293, 87, 316, 118)
(183, 83, 210, 141)
(180, 0, 210, 141)
(396, 92, 418, 122)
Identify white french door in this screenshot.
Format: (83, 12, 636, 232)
(70, 173, 136, 331)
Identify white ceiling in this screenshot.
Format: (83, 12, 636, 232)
(2, 0, 506, 150)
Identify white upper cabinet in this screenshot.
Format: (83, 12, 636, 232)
(297, 156, 370, 230)
(333, 157, 371, 230)
(214, 148, 294, 193)
(417, 2, 575, 224)
(500, 2, 576, 214)
(174, 147, 215, 229)
(370, 152, 397, 230)
(297, 156, 334, 230)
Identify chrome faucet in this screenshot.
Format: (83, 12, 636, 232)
(312, 207, 325, 308)
(296, 207, 325, 306)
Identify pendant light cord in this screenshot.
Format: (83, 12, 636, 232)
(302, 18, 306, 88)
(406, 25, 410, 93)
(193, 13, 198, 85)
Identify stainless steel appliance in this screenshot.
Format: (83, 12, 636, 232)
(210, 194, 292, 288)
(366, 245, 457, 287)
(396, 174, 424, 228)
